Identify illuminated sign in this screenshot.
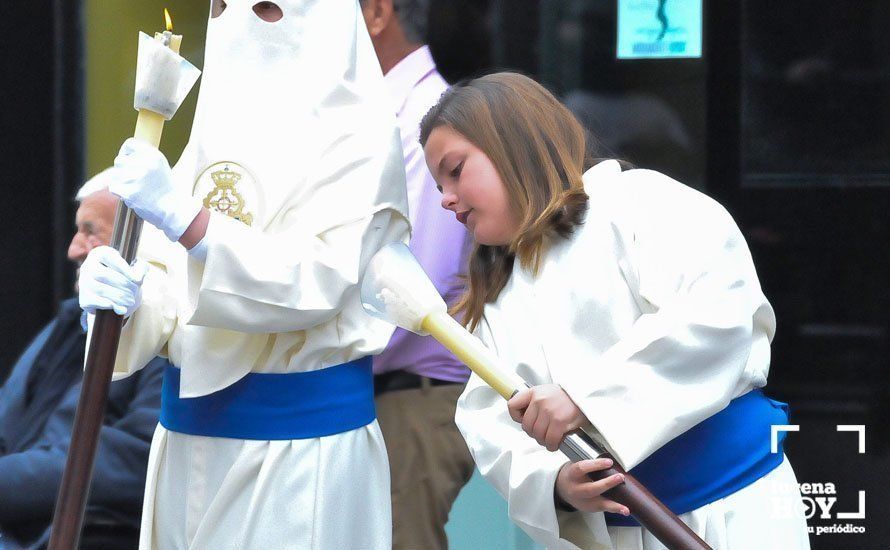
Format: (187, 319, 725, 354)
(617, 0, 702, 59)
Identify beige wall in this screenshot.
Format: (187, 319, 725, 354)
(86, 1, 208, 178)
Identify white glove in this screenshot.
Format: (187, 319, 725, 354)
(78, 246, 149, 318)
(110, 137, 203, 242)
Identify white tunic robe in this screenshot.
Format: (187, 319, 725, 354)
(103, 2, 411, 548)
(455, 160, 810, 549)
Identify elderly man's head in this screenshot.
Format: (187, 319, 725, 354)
(67, 169, 119, 266)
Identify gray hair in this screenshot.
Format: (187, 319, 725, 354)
(75, 168, 114, 201)
(361, 0, 430, 44)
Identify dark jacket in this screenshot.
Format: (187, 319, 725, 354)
(0, 298, 166, 548)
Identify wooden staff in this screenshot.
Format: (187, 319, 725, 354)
(421, 311, 712, 550)
(48, 22, 189, 550)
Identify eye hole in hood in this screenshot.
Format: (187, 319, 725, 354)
(253, 2, 283, 22)
(211, 0, 227, 18)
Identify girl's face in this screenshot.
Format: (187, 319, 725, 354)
(424, 125, 521, 246)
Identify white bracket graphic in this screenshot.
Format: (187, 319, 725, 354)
(771, 424, 799, 454)
(837, 491, 866, 519)
(836, 425, 866, 454)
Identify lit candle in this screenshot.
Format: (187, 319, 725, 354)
(110, 9, 200, 262)
(160, 8, 182, 53)
(134, 9, 186, 147)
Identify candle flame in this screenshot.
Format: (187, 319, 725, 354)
(164, 8, 173, 32)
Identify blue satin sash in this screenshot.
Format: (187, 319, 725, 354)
(605, 389, 790, 527)
(160, 357, 375, 440)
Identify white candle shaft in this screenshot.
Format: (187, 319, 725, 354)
(421, 311, 518, 400)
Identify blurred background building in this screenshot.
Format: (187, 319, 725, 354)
(1, 1, 887, 548)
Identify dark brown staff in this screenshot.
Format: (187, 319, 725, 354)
(48, 13, 199, 549)
(559, 428, 710, 550)
(360, 243, 712, 550)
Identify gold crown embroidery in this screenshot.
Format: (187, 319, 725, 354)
(203, 165, 253, 226)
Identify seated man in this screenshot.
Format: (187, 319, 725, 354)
(0, 172, 166, 549)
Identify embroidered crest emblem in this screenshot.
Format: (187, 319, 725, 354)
(193, 162, 260, 226)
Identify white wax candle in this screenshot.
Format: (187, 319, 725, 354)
(134, 31, 184, 119)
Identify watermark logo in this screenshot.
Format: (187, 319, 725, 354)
(771, 424, 867, 537)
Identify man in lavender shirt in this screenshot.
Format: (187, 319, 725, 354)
(361, 1, 475, 548)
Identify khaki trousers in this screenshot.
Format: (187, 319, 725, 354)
(375, 382, 475, 550)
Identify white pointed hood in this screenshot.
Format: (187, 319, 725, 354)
(173, 0, 408, 231)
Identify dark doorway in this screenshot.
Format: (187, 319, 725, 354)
(708, 3, 889, 547)
(0, 0, 84, 381)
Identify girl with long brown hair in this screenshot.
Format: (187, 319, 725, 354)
(420, 73, 809, 549)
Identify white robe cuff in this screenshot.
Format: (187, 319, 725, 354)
(186, 235, 209, 263)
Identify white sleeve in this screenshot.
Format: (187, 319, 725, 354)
(110, 225, 179, 378)
(185, 207, 410, 333)
(563, 169, 775, 470)
(455, 319, 613, 550)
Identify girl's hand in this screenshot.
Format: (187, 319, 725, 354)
(507, 384, 587, 451)
(555, 458, 630, 515)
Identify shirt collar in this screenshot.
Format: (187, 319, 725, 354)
(384, 45, 438, 114)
